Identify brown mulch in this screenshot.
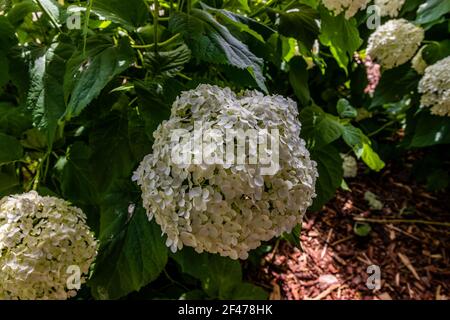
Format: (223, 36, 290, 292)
(257, 158, 450, 300)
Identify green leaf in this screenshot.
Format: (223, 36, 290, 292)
(282, 224, 302, 247)
(353, 222, 371, 237)
(90, 207, 168, 300)
(144, 43, 191, 78)
(318, 7, 362, 73)
(360, 143, 385, 172)
(289, 56, 311, 107)
(91, 0, 149, 30)
(299, 105, 344, 149)
(422, 40, 450, 65)
(169, 10, 267, 92)
(56, 142, 99, 205)
(26, 41, 73, 146)
(310, 145, 343, 211)
(342, 125, 385, 171)
(371, 64, 420, 108)
(6, 0, 38, 27)
(416, 0, 450, 25)
(0, 16, 16, 50)
(89, 112, 136, 192)
(0, 51, 9, 89)
(204, 6, 265, 43)
(172, 248, 265, 299)
(35, 0, 63, 27)
(337, 98, 357, 118)
(0, 165, 21, 197)
(409, 112, 450, 147)
(231, 283, 268, 300)
(274, 5, 320, 53)
(0, 102, 32, 137)
(134, 80, 176, 140)
(0, 133, 23, 164)
(63, 39, 134, 120)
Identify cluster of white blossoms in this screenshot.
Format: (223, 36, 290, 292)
(366, 19, 424, 69)
(418, 56, 450, 117)
(133, 84, 318, 260)
(321, 0, 370, 19)
(412, 47, 427, 74)
(0, 191, 98, 300)
(374, 0, 405, 17)
(340, 154, 358, 178)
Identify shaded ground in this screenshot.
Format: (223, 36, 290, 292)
(257, 158, 449, 300)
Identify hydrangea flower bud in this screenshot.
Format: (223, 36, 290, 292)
(322, 0, 370, 19)
(0, 191, 98, 300)
(418, 56, 450, 117)
(366, 19, 424, 70)
(133, 84, 318, 260)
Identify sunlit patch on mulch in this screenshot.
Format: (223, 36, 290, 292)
(257, 160, 449, 300)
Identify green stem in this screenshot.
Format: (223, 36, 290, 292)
(83, 0, 95, 56)
(367, 119, 397, 137)
(153, 0, 159, 55)
(249, 0, 277, 18)
(132, 33, 181, 49)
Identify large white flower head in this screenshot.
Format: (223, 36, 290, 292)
(0, 191, 98, 300)
(374, 0, 405, 17)
(418, 56, 450, 117)
(322, 0, 370, 19)
(133, 84, 318, 260)
(366, 19, 424, 69)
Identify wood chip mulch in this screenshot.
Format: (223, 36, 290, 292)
(255, 159, 449, 300)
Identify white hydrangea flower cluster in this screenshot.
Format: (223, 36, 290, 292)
(340, 154, 358, 178)
(412, 47, 427, 75)
(374, 0, 405, 17)
(418, 56, 450, 117)
(133, 84, 318, 260)
(0, 191, 98, 300)
(321, 0, 370, 19)
(366, 19, 424, 69)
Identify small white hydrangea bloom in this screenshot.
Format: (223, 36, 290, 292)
(340, 154, 358, 178)
(418, 56, 450, 117)
(412, 47, 427, 75)
(364, 191, 383, 210)
(366, 19, 424, 69)
(322, 0, 370, 19)
(133, 84, 318, 260)
(0, 191, 98, 300)
(374, 0, 405, 17)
